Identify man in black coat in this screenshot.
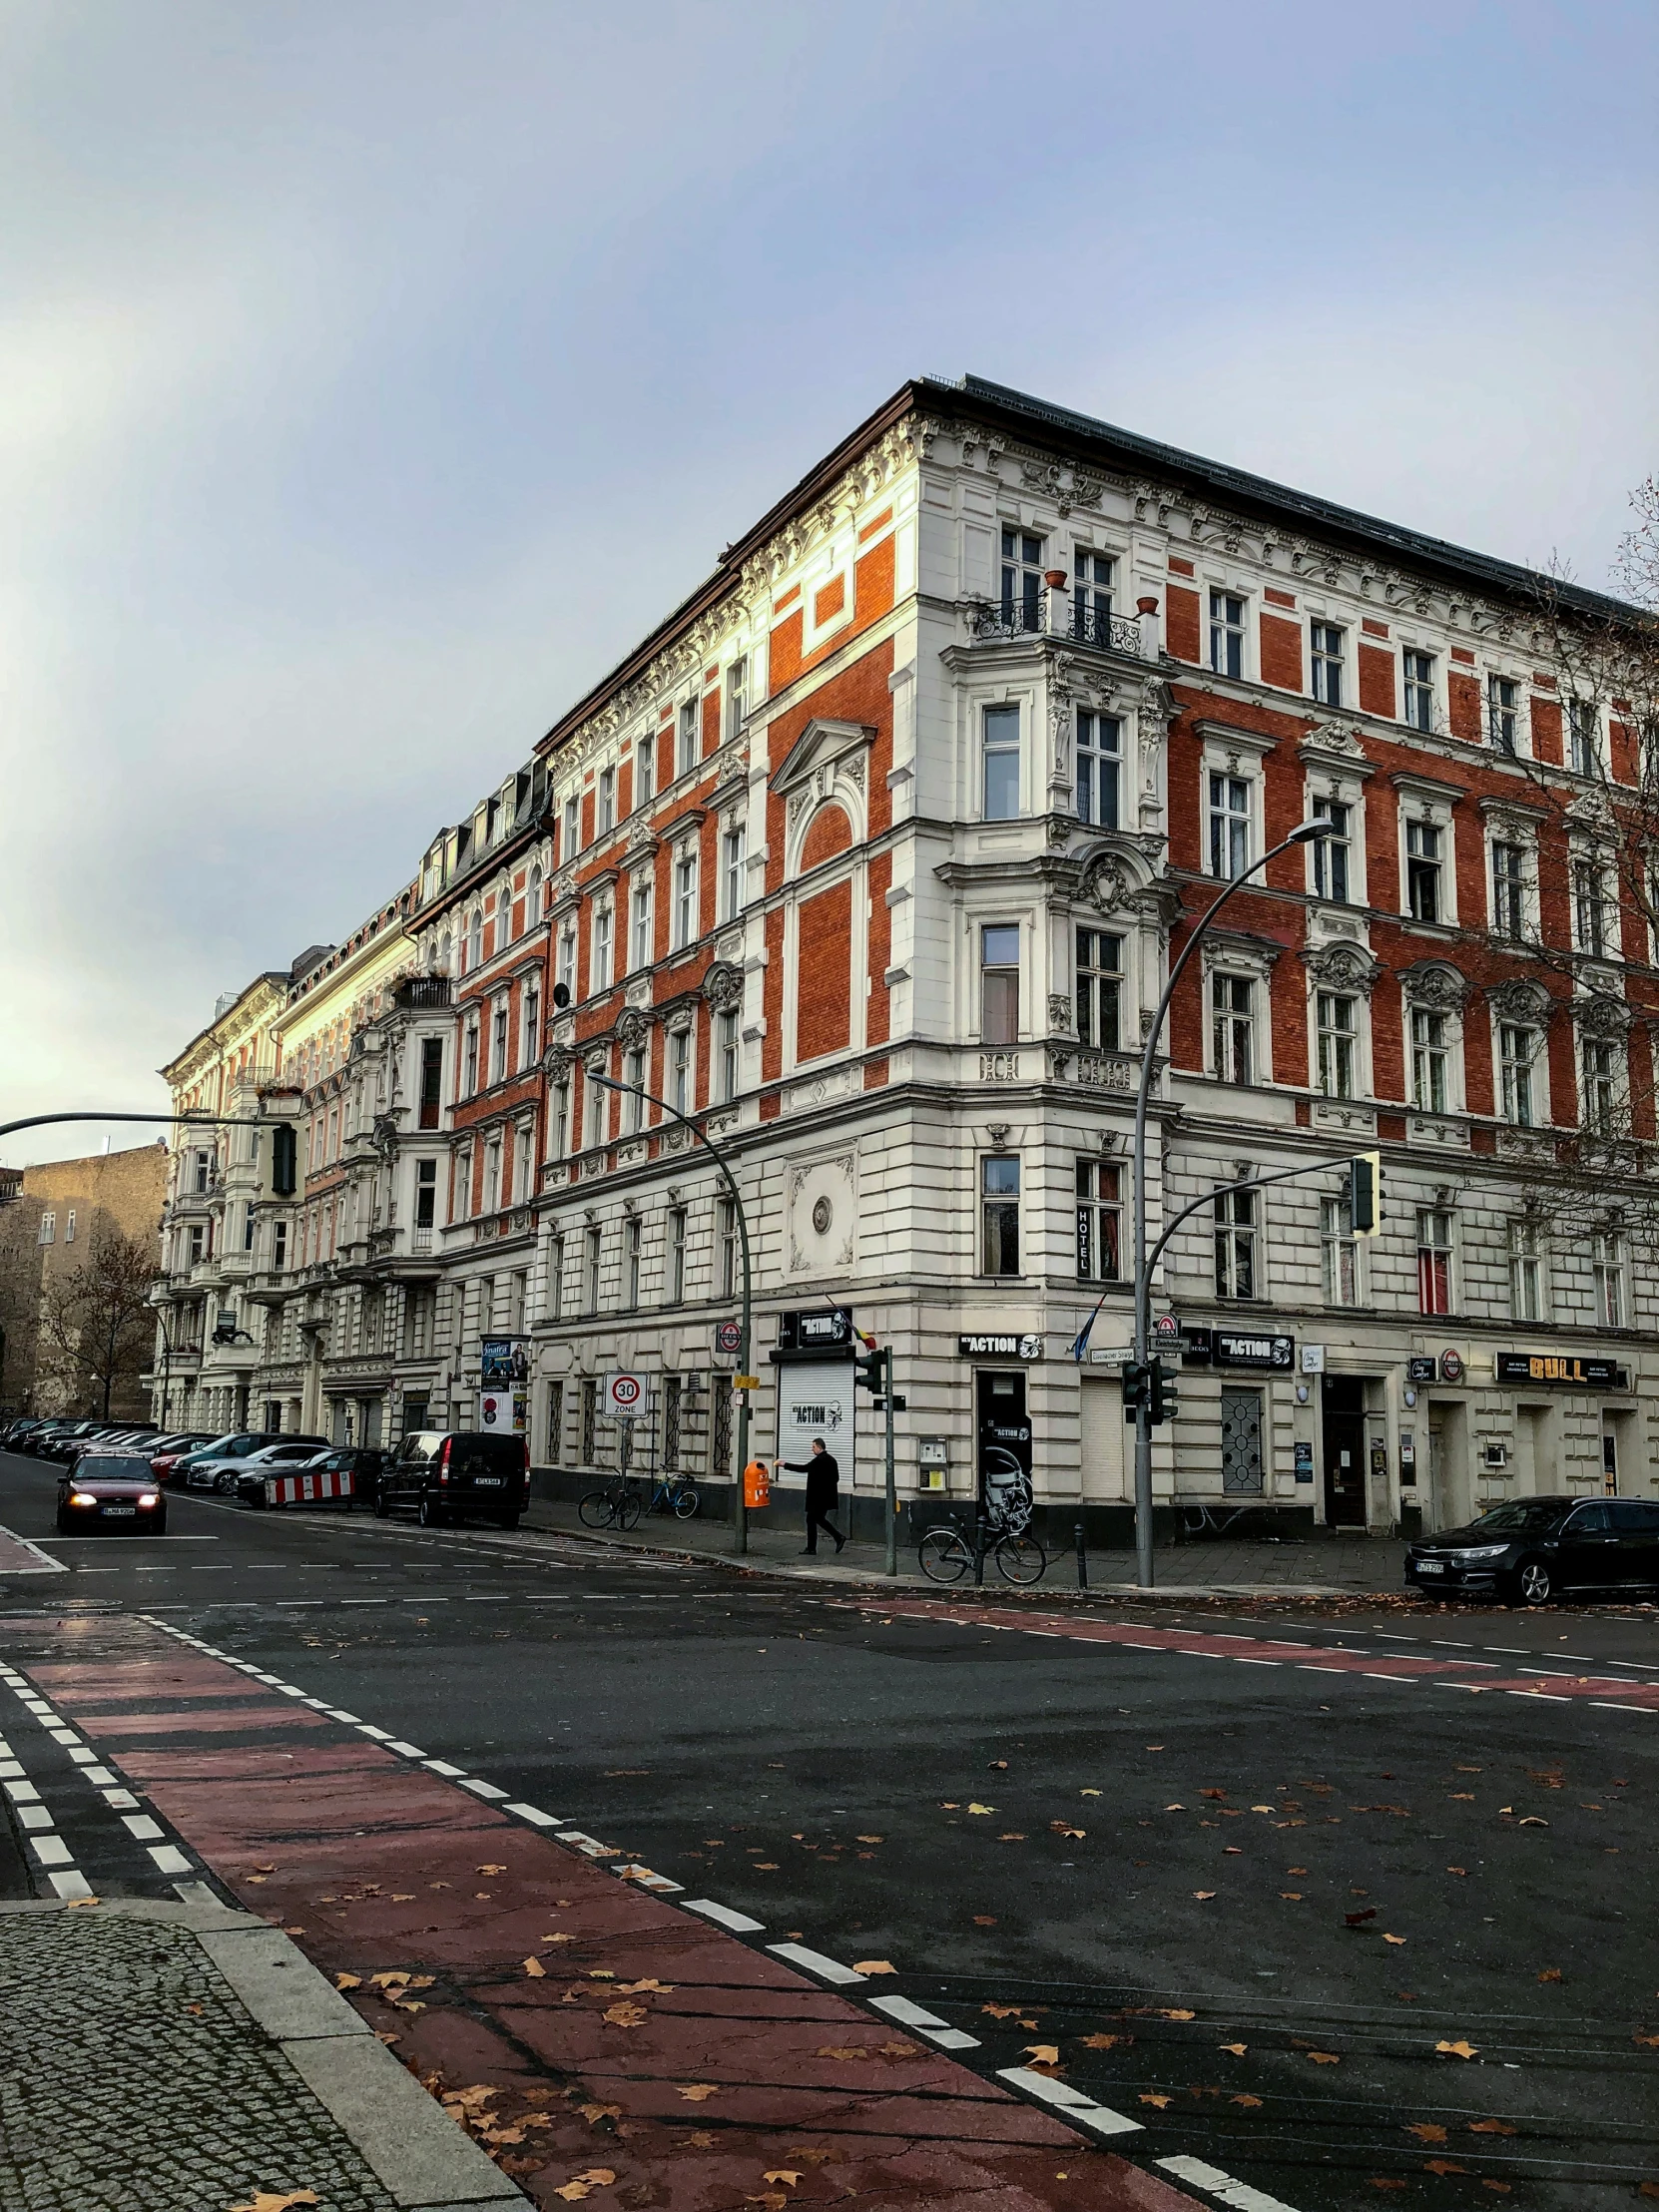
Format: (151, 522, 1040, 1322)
(775, 1437, 844, 1554)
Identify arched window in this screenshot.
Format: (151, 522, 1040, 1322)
(529, 864, 543, 923)
(437, 930, 452, 976)
(468, 908, 483, 969)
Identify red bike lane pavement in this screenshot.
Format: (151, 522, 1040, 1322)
(8, 1611, 1204, 2212)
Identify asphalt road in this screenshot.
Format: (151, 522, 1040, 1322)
(5, 1446, 1659, 2209)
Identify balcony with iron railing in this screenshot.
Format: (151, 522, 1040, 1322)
(968, 593, 1159, 662)
(394, 975, 454, 1011)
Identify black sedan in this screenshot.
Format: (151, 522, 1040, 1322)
(56, 1453, 168, 1535)
(1405, 1495, 1659, 1605)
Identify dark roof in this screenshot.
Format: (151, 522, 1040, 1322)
(531, 373, 1636, 769)
(931, 374, 1635, 623)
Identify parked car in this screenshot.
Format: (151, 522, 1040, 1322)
(1404, 1495, 1659, 1605)
(18, 1421, 70, 1456)
(202, 1438, 328, 1496)
(41, 1421, 105, 1461)
(56, 1452, 168, 1535)
(149, 1433, 218, 1483)
(1, 1417, 49, 1450)
(234, 1443, 384, 1508)
(172, 1432, 280, 1490)
(376, 1431, 530, 1528)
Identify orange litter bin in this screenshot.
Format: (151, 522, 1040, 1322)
(743, 1458, 772, 1509)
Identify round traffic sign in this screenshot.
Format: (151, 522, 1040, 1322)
(714, 1321, 743, 1357)
(604, 1371, 645, 1420)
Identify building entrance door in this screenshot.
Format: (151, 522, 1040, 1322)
(1322, 1376, 1367, 1526)
(1220, 1391, 1265, 1496)
(975, 1371, 1032, 1531)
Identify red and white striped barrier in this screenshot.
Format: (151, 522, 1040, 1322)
(265, 1467, 354, 1508)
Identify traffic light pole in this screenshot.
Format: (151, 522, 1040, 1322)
(883, 1348, 897, 1577)
(1129, 826, 1321, 1589)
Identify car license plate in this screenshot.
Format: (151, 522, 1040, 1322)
(472, 1476, 503, 1487)
(104, 1505, 137, 1516)
(1415, 1559, 1444, 1574)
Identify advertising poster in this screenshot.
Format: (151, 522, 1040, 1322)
(774, 1364, 855, 1484)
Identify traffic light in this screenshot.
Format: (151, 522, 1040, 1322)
(854, 1345, 887, 1393)
(1349, 1150, 1383, 1236)
(271, 1123, 297, 1199)
(1149, 1358, 1180, 1426)
(1121, 1361, 1149, 1422)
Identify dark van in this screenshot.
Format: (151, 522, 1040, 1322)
(376, 1430, 530, 1528)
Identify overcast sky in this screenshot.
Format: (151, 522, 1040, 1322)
(2, 0, 1655, 1165)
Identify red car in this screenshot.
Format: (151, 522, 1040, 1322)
(57, 1452, 168, 1534)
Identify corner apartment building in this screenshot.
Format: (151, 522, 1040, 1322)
(151, 374, 1656, 1537)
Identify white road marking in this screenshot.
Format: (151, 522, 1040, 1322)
(30, 1835, 73, 1867)
(504, 1803, 560, 1826)
(1591, 1701, 1658, 1714)
(459, 1779, 510, 1801)
(5, 1779, 42, 1804)
(48, 1870, 94, 1899)
(995, 2068, 1143, 2137)
(386, 1741, 426, 1759)
(17, 1806, 54, 1830)
(121, 1815, 165, 1841)
(683, 1898, 765, 1933)
(148, 1845, 194, 1875)
(425, 1758, 465, 1777)
(767, 1941, 866, 1984)
(102, 1789, 141, 1810)
(1158, 2153, 1304, 2211)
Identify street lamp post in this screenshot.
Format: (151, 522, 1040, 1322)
(589, 1073, 755, 1556)
(1129, 824, 1322, 1589)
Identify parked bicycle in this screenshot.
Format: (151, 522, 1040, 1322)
(577, 1471, 700, 1530)
(917, 1511, 1046, 1586)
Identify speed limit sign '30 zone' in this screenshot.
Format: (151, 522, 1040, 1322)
(604, 1371, 646, 1421)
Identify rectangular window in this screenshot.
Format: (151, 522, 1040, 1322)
(1592, 1228, 1625, 1328)
(679, 698, 701, 779)
(492, 1002, 509, 1085)
(663, 1375, 681, 1471)
(187, 1222, 204, 1265)
(1316, 991, 1357, 1098)
(674, 848, 698, 949)
(1416, 1208, 1453, 1316)
(1402, 649, 1435, 733)
(585, 1067, 607, 1149)
(1075, 710, 1121, 828)
(667, 1207, 688, 1303)
(522, 983, 541, 1070)
(1075, 1158, 1121, 1282)
(1581, 1037, 1618, 1135)
(1211, 973, 1255, 1084)
(463, 1021, 479, 1097)
(598, 765, 616, 832)
(1321, 1194, 1358, 1307)
(980, 924, 1020, 1045)
(669, 1026, 692, 1116)
(1311, 796, 1351, 902)
(1075, 928, 1122, 1050)
(725, 657, 748, 742)
(716, 1007, 739, 1102)
(1208, 773, 1251, 879)
(455, 1148, 472, 1222)
(721, 826, 747, 920)
(1410, 1005, 1448, 1112)
(414, 1159, 436, 1229)
(624, 1217, 641, 1309)
(1071, 548, 1114, 646)
(1213, 1187, 1257, 1300)
(1572, 857, 1608, 957)
(1209, 590, 1246, 679)
(999, 528, 1045, 632)
(272, 1220, 287, 1272)
(981, 1155, 1021, 1276)
(1569, 699, 1601, 778)
(418, 1037, 443, 1128)
(36, 1209, 54, 1246)
(242, 1204, 255, 1253)
(557, 923, 577, 1002)
(717, 1198, 738, 1299)
(1509, 1220, 1543, 1323)
(580, 1376, 597, 1459)
(552, 1080, 570, 1159)
(631, 881, 653, 970)
(549, 1235, 566, 1323)
(584, 1225, 602, 1313)
(562, 793, 581, 859)
(634, 730, 655, 808)
(1499, 1024, 1538, 1127)
(484, 1138, 502, 1215)
(1491, 841, 1527, 940)
(592, 904, 614, 991)
(1309, 621, 1346, 707)
(1487, 674, 1519, 755)
(982, 704, 1021, 820)
(623, 1047, 646, 1134)
(1405, 819, 1442, 922)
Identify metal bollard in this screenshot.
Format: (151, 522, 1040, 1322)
(1075, 1521, 1088, 1589)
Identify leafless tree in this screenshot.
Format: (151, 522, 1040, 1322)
(38, 1230, 159, 1418)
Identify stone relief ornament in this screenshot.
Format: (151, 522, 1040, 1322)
(1079, 850, 1132, 915)
(1302, 941, 1380, 997)
(812, 1195, 833, 1235)
(703, 960, 744, 1010)
(1485, 977, 1550, 1023)
(616, 1006, 651, 1049)
(1048, 993, 1074, 1035)
(1575, 991, 1632, 1037)
(541, 1046, 573, 1082)
(1401, 961, 1469, 1011)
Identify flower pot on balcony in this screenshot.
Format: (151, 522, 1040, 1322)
(1043, 569, 1068, 589)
